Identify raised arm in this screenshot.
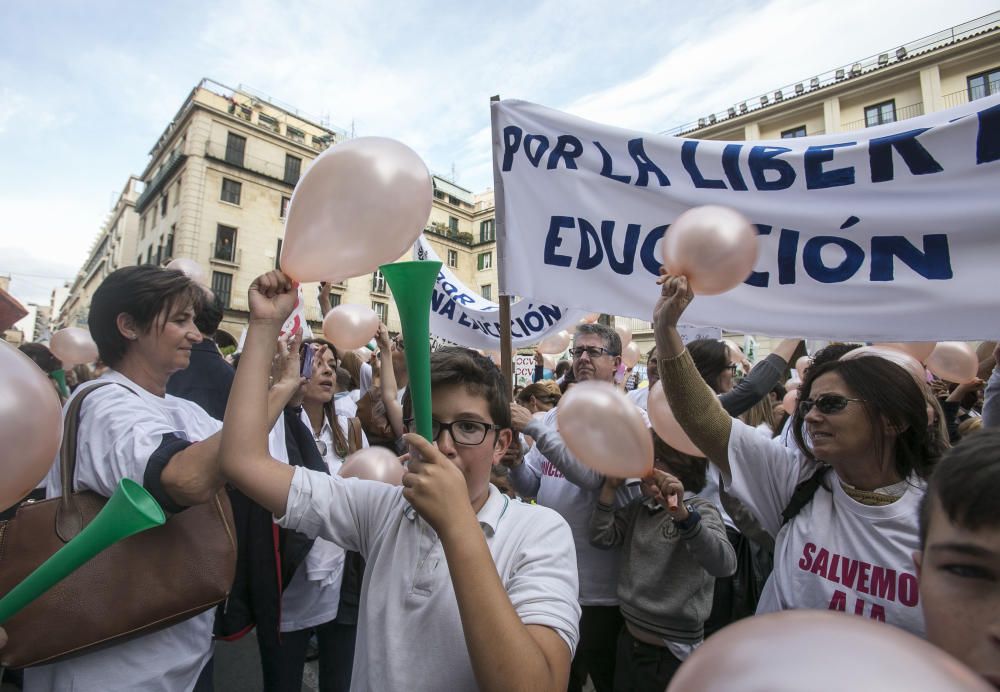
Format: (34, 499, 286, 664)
(518, 406, 604, 490)
(375, 323, 405, 439)
(652, 273, 734, 478)
(589, 477, 629, 548)
(719, 340, 798, 417)
(220, 271, 299, 516)
(983, 348, 1000, 429)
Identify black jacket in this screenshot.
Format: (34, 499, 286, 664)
(166, 339, 234, 421)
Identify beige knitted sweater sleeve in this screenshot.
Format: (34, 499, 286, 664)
(657, 349, 733, 467)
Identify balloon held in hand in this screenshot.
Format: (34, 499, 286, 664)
(322, 304, 380, 351)
(557, 381, 652, 478)
(280, 137, 432, 283)
(661, 205, 759, 295)
(537, 330, 571, 355)
(49, 327, 98, 367)
(647, 382, 703, 457)
(925, 341, 978, 384)
(0, 343, 65, 511)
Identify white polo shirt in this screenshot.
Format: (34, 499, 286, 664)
(278, 468, 581, 691)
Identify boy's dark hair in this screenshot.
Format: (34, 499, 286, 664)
(19, 343, 62, 373)
(89, 266, 204, 367)
(402, 347, 511, 430)
(194, 293, 225, 337)
(575, 323, 621, 356)
(919, 428, 1000, 547)
(554, 359, 571, 378)
(653, 432, 707, 493)
(793, 356, 938, 481)
(809, 343, 862, 370)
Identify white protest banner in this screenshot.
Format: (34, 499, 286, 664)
(491, 98, 1000, 340)
(413, 236, 586, 350)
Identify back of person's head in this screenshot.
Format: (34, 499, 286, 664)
(687, 339, 730, 394)
(574, 323, 621, 355)
(653, 433, 707, 493)
(741, 396, 776, 432)
(919, 428, 1000, 547)
(402, 347, 511, 429)
(19, 342, 62, 373)
(809, 342, 862, 370)
(516, 380, 561, 408)
(554, 359, 571, 378)
(339, 350, 363, 388)
(335, 366, 353, 393)
(794, 356, 938, 481)
(558, 367, 576, 394)
(956, 417, 983, 438)
(89, 266, 203, 368)
(193, 293, 224, 337)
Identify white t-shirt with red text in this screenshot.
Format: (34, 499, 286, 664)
(726, 420, 926, 637)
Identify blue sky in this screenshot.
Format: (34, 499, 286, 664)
(0, 0, 994, 306)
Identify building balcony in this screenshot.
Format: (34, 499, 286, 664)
(135, 151, 187, 214)
(204, 142, 295, 188)
(840, 102, 924, 132)
(943, 79, 1000, 109)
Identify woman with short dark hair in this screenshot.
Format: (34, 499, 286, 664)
(26, 265, 300, 692)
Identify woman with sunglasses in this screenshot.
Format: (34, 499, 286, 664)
(652, 273, 938, 637)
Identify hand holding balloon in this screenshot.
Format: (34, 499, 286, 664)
(248, 271, 298, 325)
(661, 205, 759, 295)
(642, 469, 686, 516)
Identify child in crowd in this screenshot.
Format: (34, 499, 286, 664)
(590, 441, 736, 692)
(219, 271, 581, 691)
(915, 428, 1000, 688)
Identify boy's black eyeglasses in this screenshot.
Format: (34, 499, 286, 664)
(404, 418, 500, 445)
(569, 346, 617, 359)
(798, 394, 864, 417)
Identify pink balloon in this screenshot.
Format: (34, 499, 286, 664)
(782, 389, 798, 415)
(841, 346, 926, 388)
(49, 327, 99, 367)
(614, 324, 632, 345)
(537, 330, 571, 355)
(926, 342, 978, 384)
(877, 342, 937, 363)
(0, 342, 64, 510)
(795, 355, 812, 380)
(647, 382, 702, 456)
(557, 381, 652, 478)
(542, 354, 557, 371)
(280, 137, 432, 283)
(353, 347, 372, 364)
(785, 379, 801, 391)
(582, 313, 599, 324)
(667, 610, 991, 692)
(622, 341, 642, 368)
(339, 447, 404, 485)
(322, 304, 380, 351)
(661, 205, 759, 296)
(165, 258, 208, 286)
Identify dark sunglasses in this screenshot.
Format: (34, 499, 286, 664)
(798, 394, 864, 417)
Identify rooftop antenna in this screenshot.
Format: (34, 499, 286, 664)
(450, 162, 457, 182)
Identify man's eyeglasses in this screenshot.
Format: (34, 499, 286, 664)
(404, 418, 500, 445)
(798, 394, 864, 417)
(569, 346, 617, 359)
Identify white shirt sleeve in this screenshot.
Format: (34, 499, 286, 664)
(277, 466, 399, 556)
(725, 419, 819, 537)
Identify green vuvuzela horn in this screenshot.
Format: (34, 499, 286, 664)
(379, 260, 442, 441)
(0, 478, 165, 624)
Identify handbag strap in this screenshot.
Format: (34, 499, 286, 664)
(55, 381, 119, 541)
(347, 416, 363, 454)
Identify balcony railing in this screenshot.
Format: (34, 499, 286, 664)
(943, 79, 1000, 108)
(135, 150, 187, 213)
(840, 102, 924, 132)
(204, 142, 295, 187)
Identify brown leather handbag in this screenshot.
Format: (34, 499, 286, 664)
(0, 382, 237, 668)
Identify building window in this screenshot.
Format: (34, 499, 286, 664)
(173, 177, 181, 206)
(448, 194, 462, 206)
(372, 301, 387, 323)
(480, 219, 495, 243)
(146, 246, 153, 264)
(781, 126, 807, 138)
(137, 254, 142, 266)
(477, 251, 492, 271)
(864, 100, 895, 127)
(160, 193, 168, 216)
(165, 230, 174, 260)
(214, 224, 237, 262)
(280, 195, 291, 218)
(212, 271, 233, 308)
(433, 189, 445, 200)
(225, 132, 246, 167)
(448, 216, 459, 234)
(221, 178, 242, 205)
(258, 113, 279, 132)
(480, 284, 492, 301)
(372, 270, 387, 293)
(328, 292, 342, 308)
(284, 155, 302, 185)
(155, 244, 163, 265)
(286, 126, 305, 143)
(151, 204, 157, 227)
(139, 215, 146, 238)
(447, 249, 458, 268)
(967, 67, 1000, 101)
(275, 238, 283, 269)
